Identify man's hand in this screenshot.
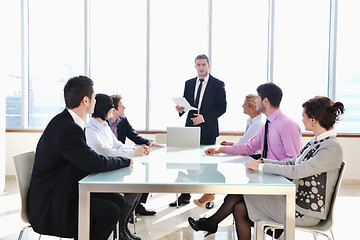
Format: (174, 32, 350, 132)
(124, 155, 134, 166)
(191, 113, 204, 125)
(220, 140, 234, 146)
(204, 147, 225, 156)
(175, 105, 185, 113)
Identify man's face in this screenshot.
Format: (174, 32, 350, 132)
(113, 100, 126, 117)
(256, 95, 265, 113)
(195, 59, 209, 78)
(87, 92, 96, 114)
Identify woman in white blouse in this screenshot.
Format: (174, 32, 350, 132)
(85, 93, 148, 240)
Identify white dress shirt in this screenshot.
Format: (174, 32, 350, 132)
(194, 74, 209, 110)
(85, 117, 134, 157)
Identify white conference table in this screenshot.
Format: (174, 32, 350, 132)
(78, 146, 295, 240)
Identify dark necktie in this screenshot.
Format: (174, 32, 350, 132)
(194, 79, 204, 108)
(262, 119, 270, 158)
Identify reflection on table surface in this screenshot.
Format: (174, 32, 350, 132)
(81, 146, 293, 187)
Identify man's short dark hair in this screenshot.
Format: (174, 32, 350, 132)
(92, 94, 114, 121)
(256, 82, 283, 108)
(195, 54, 209, 64)
(110, 94, 123, 110)
(64, 76, 94, 109)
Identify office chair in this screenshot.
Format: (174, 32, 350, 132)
(13, 151, 38, 240)
(13, 151, 75, 240)
(254, 162, 346, 240)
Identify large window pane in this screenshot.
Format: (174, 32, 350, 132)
(335, 0, 360, 133)
(212, 0, 268, 132)
(273, 0, 330, 132)
(149, 0, 209, 130)
(2, 0, 21, 128)
(90, 0, 147, 130)
(28, 0, 84, 128)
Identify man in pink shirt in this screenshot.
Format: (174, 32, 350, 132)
(205, 82, 302, 161)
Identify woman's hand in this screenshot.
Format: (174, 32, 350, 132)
(134, 145, 150, 156)
(220, 140, 234, 146)
(204, 147, 225, 156)
(246, 159, 262, 171)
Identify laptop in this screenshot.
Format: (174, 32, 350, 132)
(166, 126, 201, 148)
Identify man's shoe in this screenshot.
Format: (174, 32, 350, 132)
(135, 203, 156, 216)
(169, 194, 191, 207)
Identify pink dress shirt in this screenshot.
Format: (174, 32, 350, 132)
(224, 109, 302, 161)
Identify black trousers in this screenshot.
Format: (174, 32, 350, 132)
(89, 193, 125, 240)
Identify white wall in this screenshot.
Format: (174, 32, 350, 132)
(5, 133, 360, 181)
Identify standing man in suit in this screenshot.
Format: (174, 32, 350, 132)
(170, 54, 227, 207)
(108, 94, 161, 217)
(27, 76, 132, 240)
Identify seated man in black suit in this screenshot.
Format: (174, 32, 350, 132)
(27, 76, 132, 240)
(108, 94, 162, 217)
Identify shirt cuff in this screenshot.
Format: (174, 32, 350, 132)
(258, 163, 264, 172)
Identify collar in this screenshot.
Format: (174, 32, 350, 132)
(67, 109, 85, 130)
(251, 113, 263, 122)
(89, 117, 108, 130)
(197, 74, 209, 83)
(267, 108, 281, 122)
(313, 128, 337, 142)
(108, 117, 120, 126)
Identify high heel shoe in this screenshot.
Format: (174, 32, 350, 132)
(188, 217, 218, 237)
(193, 194, 215, 208)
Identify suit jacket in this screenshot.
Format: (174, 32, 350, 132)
(181, 74, 227, 144)
(108, 116, 150, 145)
(27, 109, 130, 238)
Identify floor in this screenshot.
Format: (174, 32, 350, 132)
(1, 178, 359, 240)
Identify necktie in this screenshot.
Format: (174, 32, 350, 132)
(262, 119, 270, 158)
(194, 79, 204, 108)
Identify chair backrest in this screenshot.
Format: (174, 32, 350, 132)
(315, 161, 346, 231)
(13, 151, 36, 223)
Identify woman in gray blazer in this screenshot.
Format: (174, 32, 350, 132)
(188, 96, 345, 240)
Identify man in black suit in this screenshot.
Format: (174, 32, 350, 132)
(108, 94, 162, 218)
(170, 54, 227, 207)
(27, 76, 132, 240)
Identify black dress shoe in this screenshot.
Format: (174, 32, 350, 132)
(205, 201, 214, 209)
(135, 203, 156, 216)
(169, 194, 191, 207)
(188, 217, 218, 237)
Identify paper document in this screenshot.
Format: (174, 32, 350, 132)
(172, 97, 197, 112)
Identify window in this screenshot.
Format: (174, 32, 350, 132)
(3, 0, 21, 128)
(212, 0, 268, 131)
(4, 0, 360, 134)
(90, 0, 147, 129)
(273, 0, 330, 132)
(28, 0, 84, 128)
(148, 0, 209, 130)
(335, 0, 360, 133)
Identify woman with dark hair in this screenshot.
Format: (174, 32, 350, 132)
(85, 93, 149, 240)
(188, 96, 345, 240)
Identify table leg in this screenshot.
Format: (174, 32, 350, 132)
(78, 185, 90, 240)
(284, 190, 295, 240)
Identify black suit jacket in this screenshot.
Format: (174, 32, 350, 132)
(181, 74, 227, 144)
(107, 116, 150, 145)
(27, 109, 130, 238)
